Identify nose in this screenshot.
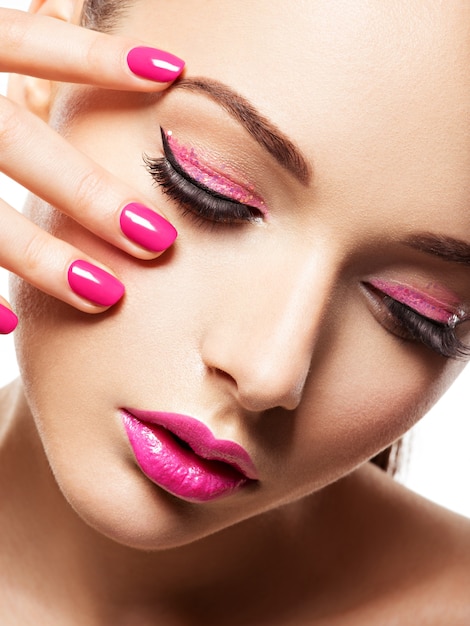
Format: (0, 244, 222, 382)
(201, 251, 334, 412)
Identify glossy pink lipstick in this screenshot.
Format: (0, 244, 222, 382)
(121, 409, 258, 502)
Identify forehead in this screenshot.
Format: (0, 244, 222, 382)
(125, 1, 470, 109)
(121, 2, 470, 227)
(123, 3, 469, 129)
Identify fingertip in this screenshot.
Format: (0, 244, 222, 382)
(0, 302, 18, 335)
(126, 46, 185, 85)
(67, 260, 125, 309)
(120, 203, 178, 254)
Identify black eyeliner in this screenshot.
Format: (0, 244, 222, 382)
(143, 128, 264, 225)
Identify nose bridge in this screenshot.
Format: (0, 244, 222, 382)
(202, 247, 335, 411)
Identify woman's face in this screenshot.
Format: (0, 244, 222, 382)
(13, 0, 470, 548)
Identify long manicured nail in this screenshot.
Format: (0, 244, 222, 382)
(127, 47, 185, 83)
(68, 260, 125, 307)
(120, 203, 177, 252)
(0, 304, 18, 334)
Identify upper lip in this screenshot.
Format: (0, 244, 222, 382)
(123, 408, 259, 480)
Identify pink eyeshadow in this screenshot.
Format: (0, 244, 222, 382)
(166, 131, 267, 214)
(369, 279, 463, 325)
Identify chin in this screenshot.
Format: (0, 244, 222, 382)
(52, 464, 253, 551)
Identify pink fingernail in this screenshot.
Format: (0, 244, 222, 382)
(0, 304, 18, 334)
(120, 203, 177, 252)
(68, 260, 125, 307)
(127, 47, 185, 83)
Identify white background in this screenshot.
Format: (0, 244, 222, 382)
(1, 0, 469, 518)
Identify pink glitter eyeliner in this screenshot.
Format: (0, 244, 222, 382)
(165, 130, 267, 214)
(369, 279, 465, 326)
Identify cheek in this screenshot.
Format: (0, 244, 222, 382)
(289, 328, 463, 490)
(11, 197, 213, 416)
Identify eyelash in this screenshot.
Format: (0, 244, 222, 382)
(145, 132, 468, 360)
(144, 129, 264, 226)
(377, 291, 469, 360)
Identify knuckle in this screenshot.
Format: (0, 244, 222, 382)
(72, 166, 106, 213)
(21, 231, 51, 276)
(0, 96, 22, 151)
(84, 34, 108, 76)
(0, 10, 29, 55)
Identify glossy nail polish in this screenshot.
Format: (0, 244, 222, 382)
(120, 203, 177, 252)
(68, 260, 125, 307)
(0, 304, 18, 334)
(127, 47, 185, 83)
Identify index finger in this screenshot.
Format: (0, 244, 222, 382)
(0, 8, 185, 90)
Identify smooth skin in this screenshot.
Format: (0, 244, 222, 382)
(0, 2, 183, 316)
(1, 1, 470, 624)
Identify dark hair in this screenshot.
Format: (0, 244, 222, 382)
(371, 440, 403, 476)
(80, 0, 402, 477)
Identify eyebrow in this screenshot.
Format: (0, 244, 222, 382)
(172, 77, 312, 185)
(404, 234, 470, 265)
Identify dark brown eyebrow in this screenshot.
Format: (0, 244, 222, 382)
(173, 77, 312, 185)
(404, 234, 470, 265)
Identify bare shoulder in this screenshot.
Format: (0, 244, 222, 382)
(362, 463, 470, 566)
(310, 464, 470, 624)
(378, 465, 469, 609)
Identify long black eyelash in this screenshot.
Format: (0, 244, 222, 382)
(145, 156, 259, 225)
(143, 130, 263, 225)
(384, 296, 470, 360)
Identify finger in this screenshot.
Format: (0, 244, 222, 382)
(0, 8, 185, 90)
(0, 95, 177, 260)
(0, 196, 124, 314)
(0, 295, 18, 335)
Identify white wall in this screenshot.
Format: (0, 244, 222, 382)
(1, 0, 469, 518)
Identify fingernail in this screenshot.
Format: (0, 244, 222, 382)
(68, 260, 125, 307)
(120, 203, 177, 252)
(127, 47, 185, 83)
(0, 304, 18, 334)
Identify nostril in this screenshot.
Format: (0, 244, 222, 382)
(205, 358, 305, 412)
(210, 366, 238, 387)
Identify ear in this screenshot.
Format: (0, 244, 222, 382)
(7, 0, 80, 121)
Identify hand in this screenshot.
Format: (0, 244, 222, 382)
(0, 7, 185, 333)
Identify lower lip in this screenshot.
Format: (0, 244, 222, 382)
(122, 412, 249, 502)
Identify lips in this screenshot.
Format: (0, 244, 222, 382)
(121, 409, 258, 502)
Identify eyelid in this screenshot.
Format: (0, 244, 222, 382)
(160, 128, 269, 216)
(144, 136, 265, 225)
(362, 282, 470, 359)
(367, 278, 466, 325)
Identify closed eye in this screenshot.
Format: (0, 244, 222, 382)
(144, 128, 264, 226)
(364, 282, 470, 360)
